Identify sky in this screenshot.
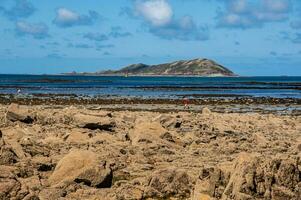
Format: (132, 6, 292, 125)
(0, 0, 300, 76)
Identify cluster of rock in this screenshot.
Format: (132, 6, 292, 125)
(0, 103, 300, 199)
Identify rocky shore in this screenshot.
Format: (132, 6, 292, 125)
(0, 103, 301, 199)
(0, 94, 300, 115)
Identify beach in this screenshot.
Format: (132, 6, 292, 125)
(0, 97, 301, 199)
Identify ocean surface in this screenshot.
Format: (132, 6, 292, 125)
(0, 75, 300, 99)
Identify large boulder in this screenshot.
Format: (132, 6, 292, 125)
(0, 128, 29, 164)
(48, 150, 112, 188)
(0, 179, 21, 199)
(0, 146, 18, 165)
(144, 167, 192, 199)
(195, 153, 301, 200)
(222, 153, 260, 199)
(128, 121, 168, 145)
(65, 131, 90, 144)
(6, 103, 34, 123)
(202, 107, 212, 115)
(73, 113, 115, 131)
(0, 166, 23, 200)
(39, 188, 68, 200)
(152, 114, 182, 129)
(115, 184, 144, 200)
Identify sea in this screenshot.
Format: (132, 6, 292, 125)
(0, 75, 300, 99)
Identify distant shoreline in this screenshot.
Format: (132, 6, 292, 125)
(1, 74, 300, 77)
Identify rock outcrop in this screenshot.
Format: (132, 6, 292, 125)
(144, 167, 192, 199)
(0, 105, 300, 199)
(48, 150, 112, 188)
(73, 113, 115, 131)
(128, 121, 168, 145)
(194, 153, 301, 200)
(6, 103, 34, 123)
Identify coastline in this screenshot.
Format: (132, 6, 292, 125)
(0, 101, 300, 199)
(0, 94, 300, 115)
(1, 75, 301, 199)
(2, 73, 301, 78)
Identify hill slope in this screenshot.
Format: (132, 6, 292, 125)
(100, 58, 235, 76)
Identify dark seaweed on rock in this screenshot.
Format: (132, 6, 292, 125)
(235, 81, 301, 86)
(118, 86, 301, 91)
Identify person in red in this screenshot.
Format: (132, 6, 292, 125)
(183, 97, 190, 109)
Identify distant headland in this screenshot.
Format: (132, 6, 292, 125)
(63, 58, 236, 77)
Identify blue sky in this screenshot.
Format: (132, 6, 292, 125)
(0, 0, 300, 75)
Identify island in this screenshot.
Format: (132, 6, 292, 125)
(64, 58, 236, 77)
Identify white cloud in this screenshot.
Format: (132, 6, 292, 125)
(228, 0, 249, 14)
(217, 0, 292, 29)
(263, 0, 291, 13)
(15, 21, 49, 39)
(135, 0, 173, 27)
(56, 8, 80, 23)
(0, 0, 35, 21)
(150, 15, 209, 41)
(53, 8, 99, 28)
(128, 0, 208, 41)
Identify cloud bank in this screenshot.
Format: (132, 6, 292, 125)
(0, 0, 35, 21)
(15, 21, 49, 39)
(53, 8, 99, 28)
(217, 0, 292, 29)
(133, 0, 209, 41)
